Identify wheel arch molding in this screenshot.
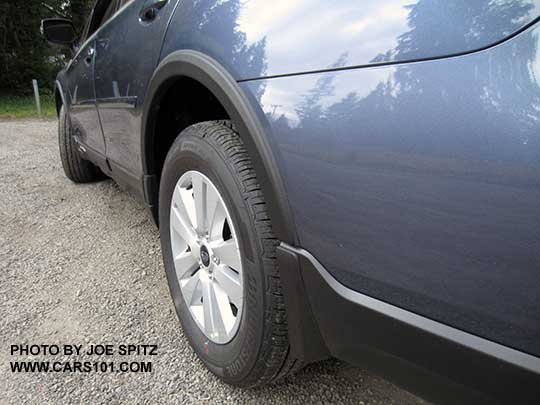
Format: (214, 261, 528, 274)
(141, 50, 297, 245)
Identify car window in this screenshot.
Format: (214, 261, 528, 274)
(100, 0, 119, 25)
(86, 0, 120, 39)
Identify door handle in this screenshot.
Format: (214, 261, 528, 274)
(84, 47, 94, 66)
(139, 0, 168, 22)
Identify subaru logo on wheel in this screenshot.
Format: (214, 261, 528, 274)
(200, 246, 210, 267)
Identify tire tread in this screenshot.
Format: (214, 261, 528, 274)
(189, 120, 303, 387)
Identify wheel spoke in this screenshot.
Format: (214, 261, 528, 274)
(201, 271, 226, 339)
(180, 269, 202, 306)
(192, 173, 207, 234)
(206, 185, 220, 237)
(213, 265, 242, 307)
(170, 205, 196, 247)
(174, 251, 198, 279)
(174, 183, 197, 232)
(211, 239, 242, 272)
(212, 281, 236, 333)
(208, 200, 227, 241)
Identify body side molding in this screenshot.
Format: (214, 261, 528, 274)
(281, 242, 540, 373)
(280, 242, 540, 403)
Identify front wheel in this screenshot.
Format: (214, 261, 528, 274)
(159, 121, 301, 387)
(58, 105, 103, 183)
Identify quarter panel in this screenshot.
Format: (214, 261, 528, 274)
(241, 23, 540, 356)
(162, 0, 540, 79)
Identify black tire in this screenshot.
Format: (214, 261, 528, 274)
(159, 120, 302, 387)
(58, 105, 103, 183)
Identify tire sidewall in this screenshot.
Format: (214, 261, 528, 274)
(59, 105, 67, 141)
(159, 128, 266, 384)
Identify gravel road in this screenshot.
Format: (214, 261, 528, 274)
(0, 119, 424, 404)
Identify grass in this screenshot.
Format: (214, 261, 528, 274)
(0, 95, 57, 119)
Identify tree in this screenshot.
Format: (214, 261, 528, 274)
(0, 0, 93, 96)
(68, 0, 93, 36)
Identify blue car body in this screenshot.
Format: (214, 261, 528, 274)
(53, 0, 540, 402)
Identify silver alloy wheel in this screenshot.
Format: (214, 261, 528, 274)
(170, 170, 243, 344)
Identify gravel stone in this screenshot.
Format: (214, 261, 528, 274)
(0, 119, 426, 404)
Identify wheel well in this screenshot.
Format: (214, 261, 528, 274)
(146, 76, 230, 208)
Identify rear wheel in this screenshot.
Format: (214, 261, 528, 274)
(58, 105, 102, 183)
(159, 120, 301, 387)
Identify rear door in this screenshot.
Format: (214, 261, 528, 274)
(94, 0, 179, 183)
(66, 0, 122, 159)
(66, 22, 102, 155)
(67, 38, 103, 155)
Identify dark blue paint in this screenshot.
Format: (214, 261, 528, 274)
(59, 0, 540, 357)
(161, 0, 540, 78)
(94, 0, 179, 175)
(66, 39, 105, 153)
(242, 21, 540, 356)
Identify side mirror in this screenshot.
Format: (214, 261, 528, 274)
(41, 18, 76, 46)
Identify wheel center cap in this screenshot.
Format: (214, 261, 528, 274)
(200, 245, 211, 268)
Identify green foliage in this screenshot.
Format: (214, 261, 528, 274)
(0, 0, 93, 96)
(0, 95, 56, 119)
(69, 0, 93, 36)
